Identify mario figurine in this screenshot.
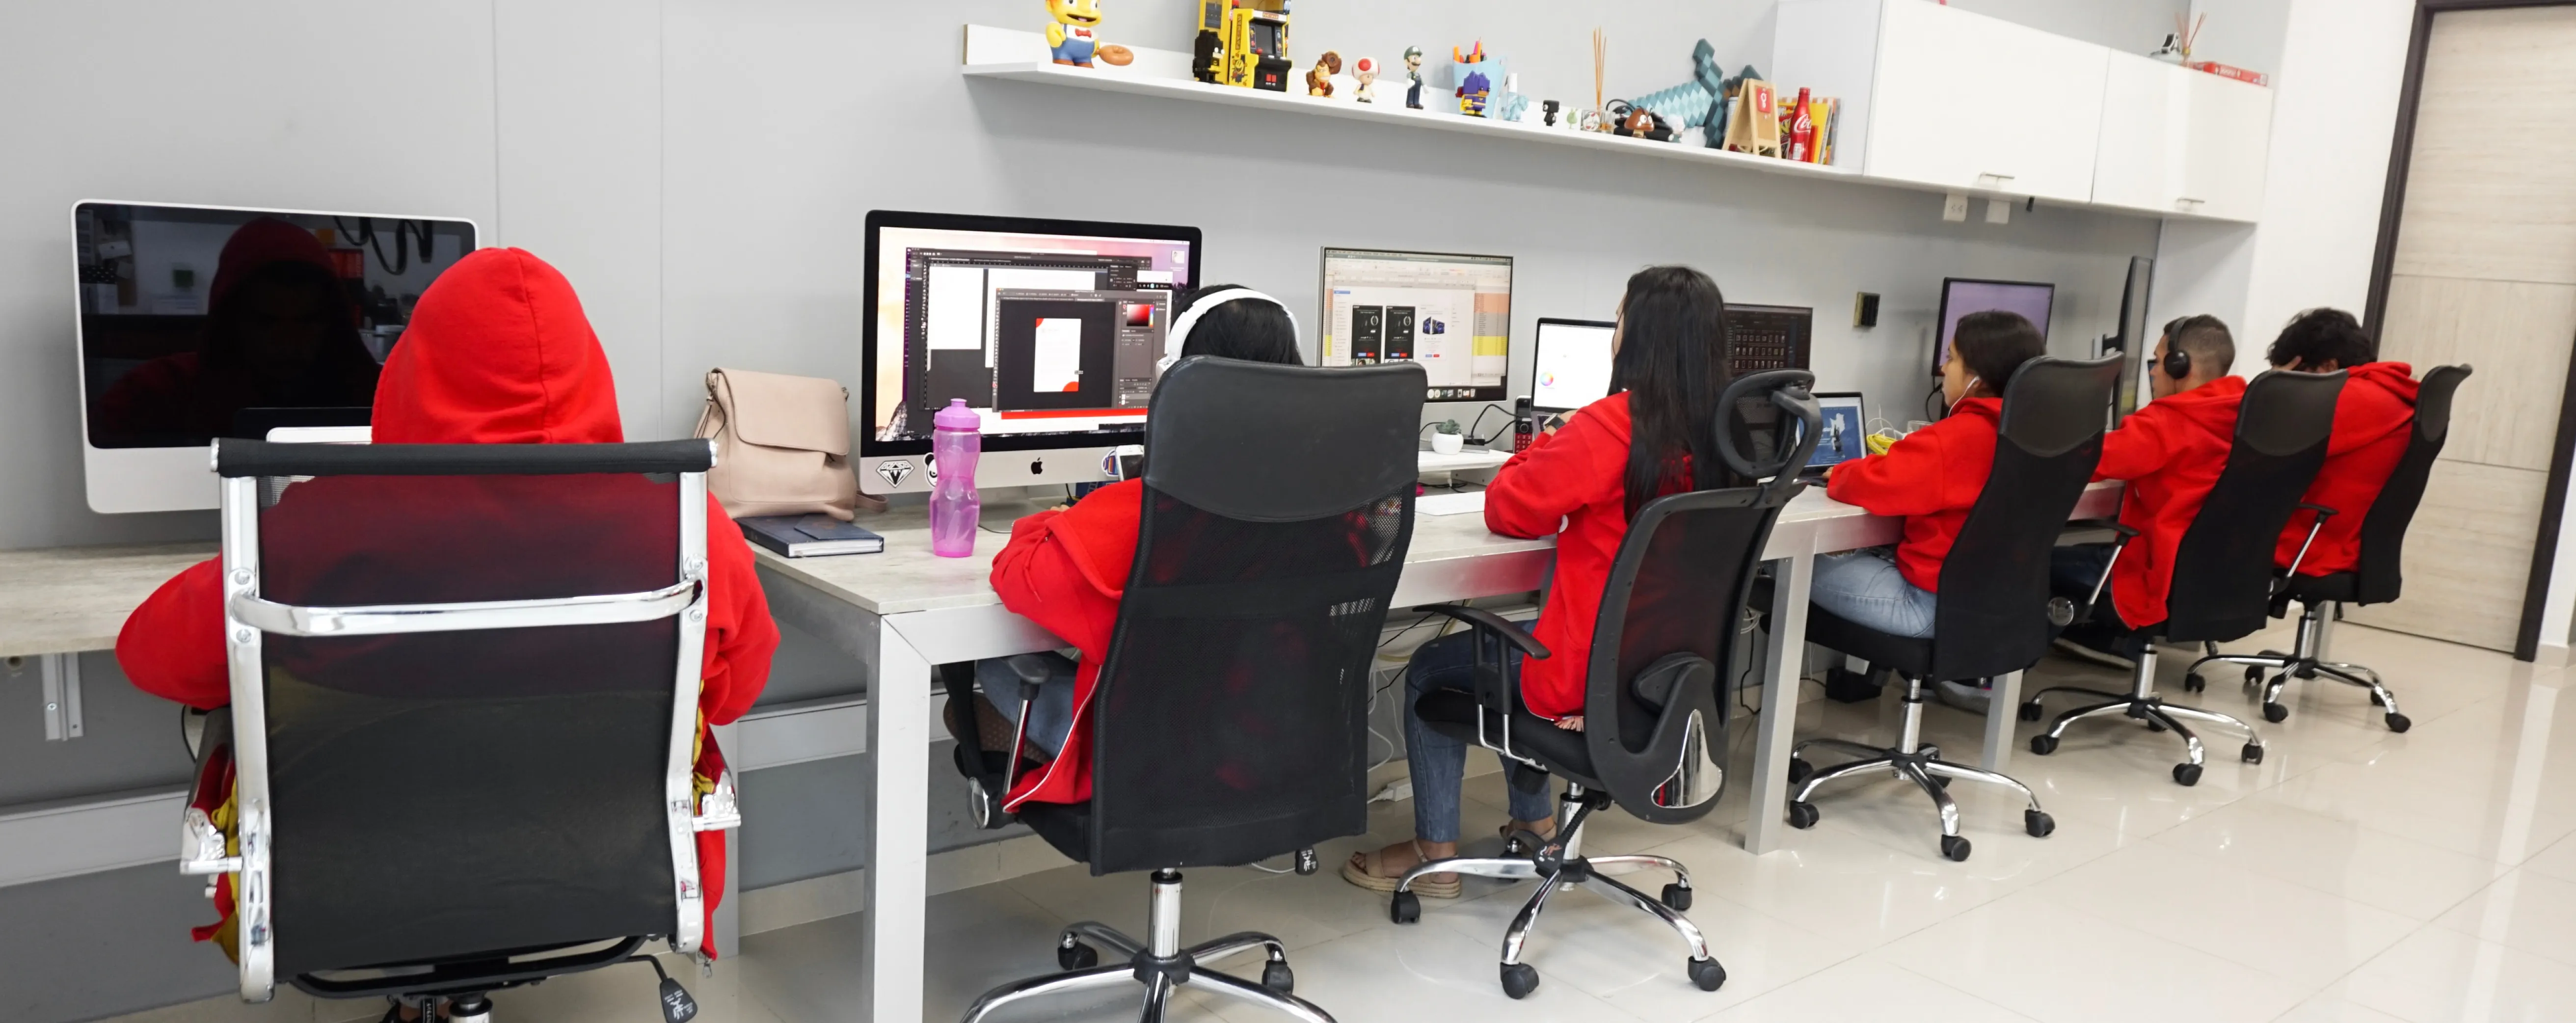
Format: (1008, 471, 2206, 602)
(1043, 0, 1133, 68)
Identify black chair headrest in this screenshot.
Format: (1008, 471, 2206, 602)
(1716, 369, 1820, 502)
(1997, 355, 2121, 457)
(2238, 369, 2347, 456)
(2414, 364, 2472, 446)
(1144, 357, 1427, 521)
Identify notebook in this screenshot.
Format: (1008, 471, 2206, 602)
(739, 514, 886, 557)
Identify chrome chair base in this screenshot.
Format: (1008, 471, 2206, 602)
(2183, 600, 2411, 732)
(1786, 678, 2054, 861)
(961, 869, 1332, 1023)
(2024, 643, 2266, 786)
(1389, 786, 1726, 1000)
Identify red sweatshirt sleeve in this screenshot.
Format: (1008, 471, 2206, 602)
(698, 494, 778, 727)
(2094, 412, 2177, 482)
(1486, 409, 1624, 538)
(115, 558, 230, 710)
(990, 507, 1119, 655)
(1825, 427, 1957, 517)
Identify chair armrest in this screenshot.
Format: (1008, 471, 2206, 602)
(691, 767, 741, 833)
(1415, 605, 1551, 660)
(179, 742, 240, 876)
(2068, 519, 2142, 540)
(2281, 503, 2341, 582)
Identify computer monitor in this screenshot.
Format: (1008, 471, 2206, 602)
(1806, 392, 1867, 473)
(74, 200, 479, 513)
(861, 210, 1201, 495)
(2109, 257, 2155, 421)
(1318, 247, 1512, 401)
(1933, 278, 2055, 374)
(1528, 318, 1617, 412)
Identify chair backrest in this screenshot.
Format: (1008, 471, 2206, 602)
(2351, 364, 2473, 604)
(215, 439, 714, 987)
(2166, 369, 2345, 640)
(1085, 358, 1424, 874)
(1583, 370, 1820, 825)
(1930, 356, 2121, 678)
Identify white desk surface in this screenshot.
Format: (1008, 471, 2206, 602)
(0, 542, 215, 658)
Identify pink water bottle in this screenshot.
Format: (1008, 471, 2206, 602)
(929, 400, 982, 558)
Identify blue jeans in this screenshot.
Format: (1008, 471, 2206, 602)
(1402, 630, 1559, 843)
(973, 653, 1078, 758)
(1811, 547, 1938, 638)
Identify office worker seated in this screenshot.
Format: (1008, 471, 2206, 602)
(1342, 265, 1734, 898)
(1813, 310, 2047, 709)
(2052, 314, 2244, 662)
(115, 248, 780, 966)
(2265, 308, 2418, 577)
(975, 284, 1305, 810)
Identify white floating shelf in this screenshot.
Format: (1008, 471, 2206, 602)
(957, 24, 2245, 224)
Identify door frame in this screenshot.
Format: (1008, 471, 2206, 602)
(2363, 0, 2576, 661)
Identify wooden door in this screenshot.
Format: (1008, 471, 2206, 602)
(2352, 6, 2576, 651)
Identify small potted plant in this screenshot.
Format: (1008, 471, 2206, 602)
(1428, 419, 1466, 455)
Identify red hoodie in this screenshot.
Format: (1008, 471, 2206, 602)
(2275, 362, 2418, 576)
(2093, 375, 2247, 628)
(1824, 396, 2001, 592)
(115, 248, 778, 955)
(987, 479, 1147, 809)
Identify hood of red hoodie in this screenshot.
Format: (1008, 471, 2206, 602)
(2349, 361, 2420, 405)
(371, 248, 623, 444)
(2151, 374, 2247, 444)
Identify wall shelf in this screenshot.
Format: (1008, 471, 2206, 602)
(958, 24, 2253, 225)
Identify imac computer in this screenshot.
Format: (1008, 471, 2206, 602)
(1318, 247, 1512, 401)
(861, 210, 1201, 495)
(74, 201, 479, 513)
(1528, 318, 1617, 412)
(1933, 278, 2055, 373)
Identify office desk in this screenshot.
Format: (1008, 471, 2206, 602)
(751, 480, 2123, 1022)
(0, 543, 215, 659)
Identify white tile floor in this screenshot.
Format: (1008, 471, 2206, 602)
(112, 620, 2576, 1023)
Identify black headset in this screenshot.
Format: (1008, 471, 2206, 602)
(2160, 316, 2195, 379)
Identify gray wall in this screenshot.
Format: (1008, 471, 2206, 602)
(0, 0, 2175, 552)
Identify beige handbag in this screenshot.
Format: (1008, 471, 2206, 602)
(693, 368, 883, 520)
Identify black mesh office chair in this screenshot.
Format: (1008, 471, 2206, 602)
(1785, 356, 2120, 861)
(2185, 365, 2473, 732)
(181, 439, 738, 1023)
(947, 358, 1424, 1023)
(1385, 370, 1822, 1001)
(2022, 369, 2346, 785)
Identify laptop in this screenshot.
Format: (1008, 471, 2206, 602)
(1801, 392, 1867, 477)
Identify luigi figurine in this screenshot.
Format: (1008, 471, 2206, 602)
(1403, 46, 1425, 109)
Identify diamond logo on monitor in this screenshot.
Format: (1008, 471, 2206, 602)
(876, 460, 913, 489)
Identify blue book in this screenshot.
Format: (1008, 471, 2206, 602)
(739, 514, 886, 557)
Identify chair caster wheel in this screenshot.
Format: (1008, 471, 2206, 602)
(2245, 666, 2266, 689)
(1688, 956, 1727, 992)
(1500, 962, 1540, 1000)
(2030, 734, 2059, 755)
(2261, 702, 2288, 723)
(2025, 809, 2056, 837)
(2174, 763, 2203, 786)
(1262, 960, 1295, 994)
(1940, 835, 1972, 862)
(1390, 890, 1421, 924)
(2386, 712, 2412, 733)
(1057, 938, 1099, 971)
(1787, 757, 1813, 785)
(2018, 700, 2043, 722)
(2184, 673, 2206, 693)
(1786, 802, 1821, 829)
(1662, 882, 1693, 911)
(2242, 742, 2265, 764)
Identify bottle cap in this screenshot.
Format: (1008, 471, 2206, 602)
(934, 398, 980, 431)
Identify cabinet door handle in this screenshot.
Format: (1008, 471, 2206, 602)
(1977, 172, 2017, 184)
(2174, 197, 2206, 208)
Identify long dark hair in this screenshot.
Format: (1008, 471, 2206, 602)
(1607, 266, 1733, 518)
(1174, 284, 1302, 365)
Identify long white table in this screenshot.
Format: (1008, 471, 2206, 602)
(751, 479, 2124, 1022)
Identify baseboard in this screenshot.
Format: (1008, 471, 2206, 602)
(738, 833, 1078, 936)
(2538, 642, 2572, 668)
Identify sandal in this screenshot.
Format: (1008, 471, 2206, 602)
(1498, 818, 1558, 843)
(1340, 839, 1461, 898)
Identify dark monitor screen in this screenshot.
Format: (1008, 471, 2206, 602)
(75, 202, 478, 449)
(2112, 257, 2155, 421)
(1934, 278, 2055, 373)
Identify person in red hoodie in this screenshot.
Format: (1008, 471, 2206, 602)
(2264, 308, 2418, 577)
(1817, 310, 2047, 710)
(2051, 314, 2245, 663)
(115, 248, 778, 987)
(978, 284, 1306, 811)
(1343, 266, 1735, 898)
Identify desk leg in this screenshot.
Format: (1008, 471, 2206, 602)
(1745, 553, 1810, 855)
(862, 624, 931, 1023)
(1981, 671, 2021, 774)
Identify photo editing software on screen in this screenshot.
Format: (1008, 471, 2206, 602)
(871, 225, 1193, 443)
(1320, 248, 1512, 401)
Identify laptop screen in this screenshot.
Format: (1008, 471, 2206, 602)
(1808, 393, 1866, 471)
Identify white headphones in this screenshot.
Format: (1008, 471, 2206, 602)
(1157, 288, 1301, 373)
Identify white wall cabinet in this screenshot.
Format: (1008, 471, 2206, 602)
(1776, 0, 2270, 222)
(2092, 53, 2274, 220)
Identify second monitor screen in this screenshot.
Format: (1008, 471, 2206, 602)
(1320, 248, 1512, 401)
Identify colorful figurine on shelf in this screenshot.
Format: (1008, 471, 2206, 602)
(1307, 51, 1342, 97)
(1352, 56, 1379, 103)
(1488, 72, 1530, 122)
(1634, 39, 1729, 148)
(1043, 0, 1132, 68)
(1403, 46, 1425, 108)
(1453, 41, 1495, 116)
